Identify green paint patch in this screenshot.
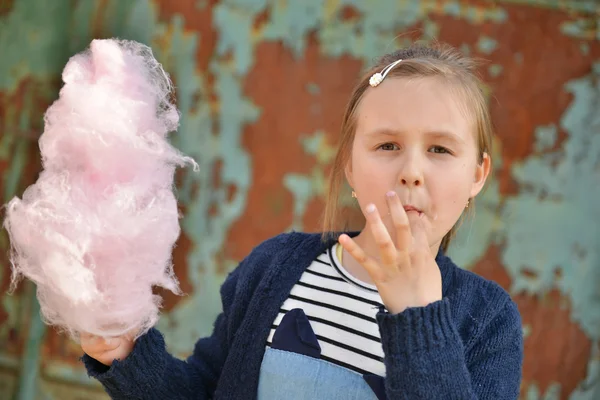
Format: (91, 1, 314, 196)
(503, 63, 600, 341)
(580, 42, 590, 56)
(524, 382, 561, 400)
(488, 64, 503, 77)
(534, 124, 558, 152)
(441, 2, 507, 23)
(460, 43, 471, 56)
(0, 0, 72, 92)
(476, 36, 498, 55)
(306, 82, 320, 95)
(283, 131, 337, 231)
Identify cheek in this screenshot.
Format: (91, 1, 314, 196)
(431, 174, 472, 224)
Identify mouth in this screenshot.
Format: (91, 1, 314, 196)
(403, 205, 423, 215)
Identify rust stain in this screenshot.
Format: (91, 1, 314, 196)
(227, 36, 363, 260)
(0, 78, 47, 358)
(471, 245, 591, 400)
(155, 0, 218, 72)
(517, 289, 592, 399)
(431, 3, 600, 197)
(0, 0, 15, 17)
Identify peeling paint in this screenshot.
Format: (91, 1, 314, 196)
(477, 36, 498, 55)
(1, 0, 600, 398)
(503, 64, 600, 340)
(488, 64, 504, 77)
(534, 124, 558, 152)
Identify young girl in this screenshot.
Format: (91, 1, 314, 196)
(81, 44, 523, 399)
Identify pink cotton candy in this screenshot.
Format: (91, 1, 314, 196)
(3, 39, 198, 341)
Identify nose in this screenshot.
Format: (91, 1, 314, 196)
(398, 154, 424, 187)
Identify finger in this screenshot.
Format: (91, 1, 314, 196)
(386, 191, 412, 252)
(338, 234, 381, 277)
(80, 332, 100, 346)
(84, 336, 120, 352)
(410, 215, 429, 251)
(80, 332, 94, 341)
(364, 204, 396, 267)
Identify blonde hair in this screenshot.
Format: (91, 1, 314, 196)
(322, 43, 493, 253)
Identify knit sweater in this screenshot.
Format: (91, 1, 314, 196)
(82, 231, 524, 399)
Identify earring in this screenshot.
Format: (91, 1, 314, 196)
(465, 199, 470, 208)
(351, 191, 357, 198)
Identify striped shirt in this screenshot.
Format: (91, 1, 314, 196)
(266, 243, 386, 376)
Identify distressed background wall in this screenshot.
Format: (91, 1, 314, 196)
(0, 0, 599, 399)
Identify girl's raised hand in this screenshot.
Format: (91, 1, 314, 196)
(338, 191, 442, 314)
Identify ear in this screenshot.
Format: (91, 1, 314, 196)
(469, 152, 491, 198)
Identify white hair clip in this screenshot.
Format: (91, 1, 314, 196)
(369, 59, 403, 87)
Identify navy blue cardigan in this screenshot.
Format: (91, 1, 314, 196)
(83, 231, 523, 399)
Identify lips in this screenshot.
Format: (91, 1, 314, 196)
(403, 205, 422, 214)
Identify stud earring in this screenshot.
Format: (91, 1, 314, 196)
(351, 191, 357, 198)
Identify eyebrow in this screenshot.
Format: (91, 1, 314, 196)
(366, 128, 466, 145)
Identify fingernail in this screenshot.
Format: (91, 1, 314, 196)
(366, 204, 376, 213)
(386, 191, 395, 198)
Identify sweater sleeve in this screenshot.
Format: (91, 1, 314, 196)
(376, 297, 523, 400)
(81, 264, 242, 400)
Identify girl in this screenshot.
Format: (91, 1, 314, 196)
(81, 44, 523, 399)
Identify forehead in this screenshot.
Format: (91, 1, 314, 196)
(355, 77, 474, 140)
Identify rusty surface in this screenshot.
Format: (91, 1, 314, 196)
(1, 0, 598, 398)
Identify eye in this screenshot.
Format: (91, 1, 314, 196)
(377, 143, 399, 151)
(429, 145, 452, 155)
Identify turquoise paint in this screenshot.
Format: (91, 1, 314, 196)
(534, 124, 558, 152)
(477, 36, 498, 54)
(213, 0, 511, 76)
(580, 43, 590, 55)
(213, 0, 267, 75)
(488, 64, 503, 77)
(560, 20, 598, 41)
(16, 284, 46, 400)
(149, 9, 260, 355)
(0, 2, 74, 398)
(447, 136, 504, 267)
(522, 324, 531, 339)
(283, 130, 338, 231)
(460, 43, 471, 56)
(1, 0, 599, 398)
(447, 179, 503, 267)
(423, 20, 440, 40)
(263, 2, 322, 57)
(306, 82, 320, 95)
(441, 1, 507, 23)
(498, 0, 598, 14)
(284, 174, 314, 231)
(525, 382, 561, 400)
(0, 0, 71, 92)
(568, 343, 599, 400)
(502, 63, 600, 340)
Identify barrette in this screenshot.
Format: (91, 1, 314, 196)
(369, 59, 403, 87)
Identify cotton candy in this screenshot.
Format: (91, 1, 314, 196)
(3, 39, 197, 341)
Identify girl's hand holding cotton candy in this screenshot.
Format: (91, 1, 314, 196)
(80, 332, 136, 366)
(3, 39, 197, 342)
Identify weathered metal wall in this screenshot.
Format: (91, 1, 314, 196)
(0, 0, 598, 399)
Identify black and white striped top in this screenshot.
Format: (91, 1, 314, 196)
(266, 243, 386, 376)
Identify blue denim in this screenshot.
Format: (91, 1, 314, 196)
(257, 347, 380, 400)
